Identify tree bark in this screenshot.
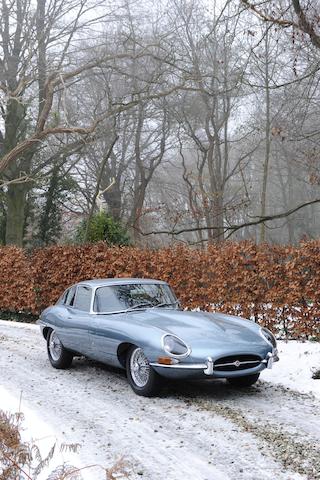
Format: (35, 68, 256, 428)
(259, 29, 271, 243)
(5, 183, 26, 246)
(84, 136, 118, 242)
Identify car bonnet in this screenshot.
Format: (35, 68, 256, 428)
(133, 309, 265, 347)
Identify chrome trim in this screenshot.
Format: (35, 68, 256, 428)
(91, 284, 178, 315)
(204, 357, 213, 375)
(150, 362, 207, 369)
(262, 351, 279, 368)
(214, 359, 261, 368)
(93, 308, 131, 315)
(151, 351, 274, 374)
(262, 352, 272, 364)
(161, 334, 192, 359)
(259, 327, 277, 348)
(91, 285, 148, 315)
(58, 280, 173, 313)
(61, 285, 93, 313)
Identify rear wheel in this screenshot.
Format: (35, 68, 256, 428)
(227, 373, 260, 387)
(126, 346, 162, 397)
(47, 329, 73, 369)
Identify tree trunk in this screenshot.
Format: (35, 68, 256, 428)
(212, 191, 224, 242)
(275, 151, 294, 244)
(130, 177, 147, 244)
(84, 136, 118, 242)
(103, 180, 122, 220)
(5, 183, 27, 246)
(2, 0, 47, 247)
(260, 29, 271, 243)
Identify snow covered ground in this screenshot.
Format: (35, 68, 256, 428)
(0, 385, 89, 480)
(0, 320, 319, 480)
(261, 340, 320, 399)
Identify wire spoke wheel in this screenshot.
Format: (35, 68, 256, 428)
(129, 348, 150, 388)
(48, 330, 63, 362)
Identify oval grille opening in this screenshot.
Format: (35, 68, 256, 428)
(214, 354, 261, 372)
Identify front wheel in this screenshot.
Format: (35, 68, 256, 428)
(47, 329, 73, 369)
(126, 346, 162, 397)
(227, 373, 260, 388)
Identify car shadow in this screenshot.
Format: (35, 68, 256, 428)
(71, 356, 266, 401)
(164, 377, 266, 401)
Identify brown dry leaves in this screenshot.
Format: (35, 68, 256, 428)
(0, 241, 319, 338)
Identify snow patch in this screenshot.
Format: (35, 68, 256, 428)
(0, 385, 94, 480)
(261, 340, 320, 399)
(0, 319, 38, 330)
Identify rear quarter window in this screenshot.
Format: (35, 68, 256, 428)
(74, 286, 92, 312)
(65, 286, 77, 306)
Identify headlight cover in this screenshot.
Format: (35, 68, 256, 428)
(162, 334, 191, 358)
(260, 327, 277, 348)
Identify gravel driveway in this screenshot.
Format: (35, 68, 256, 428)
(0, 321, 319, 480)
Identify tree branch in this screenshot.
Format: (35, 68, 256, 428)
(242, 0, 320, 50)
(241, 0, 297, 28)
(137, 198, 320, 239)
(0, 81, 189, 174)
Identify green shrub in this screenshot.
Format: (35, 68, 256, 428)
(76, 211, 130, 246)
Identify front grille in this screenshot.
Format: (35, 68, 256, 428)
(213, 354, 261, 372)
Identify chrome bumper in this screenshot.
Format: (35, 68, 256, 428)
(263, 348, 279, 369)
(150, 361, 207, 369)
(204, 350, 279, 375)
(150, 350, 279, 375)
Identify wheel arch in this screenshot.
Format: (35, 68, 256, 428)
(117, 340, 162, 368)
(117, 342, 138, 368)
(42, 326, 52, 340)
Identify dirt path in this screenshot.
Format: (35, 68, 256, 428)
(0, 321, 319, 480)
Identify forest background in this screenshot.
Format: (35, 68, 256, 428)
(1, 0, 320, 339)
(1, 0, 320, 248)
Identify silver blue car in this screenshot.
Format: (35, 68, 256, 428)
(38, 278, 279, 396)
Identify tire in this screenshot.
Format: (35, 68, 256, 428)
(227, 373, 260, 388)
(126, 346, 162, 397)
(47, 329, 73, 369)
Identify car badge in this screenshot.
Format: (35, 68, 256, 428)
(234, 360, 241, 367)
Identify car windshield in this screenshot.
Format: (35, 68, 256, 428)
(93, 283, 178, 313)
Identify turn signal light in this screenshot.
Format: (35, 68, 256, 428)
(157, 356, 178, 365)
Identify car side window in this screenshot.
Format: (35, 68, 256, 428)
(94, 286, 123, 312)
(65, 286, 76, 306)
(74, 286, 92, 312)
(57, 289, 68, 305)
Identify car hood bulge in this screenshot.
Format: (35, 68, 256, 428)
(136, 309, 264, 347)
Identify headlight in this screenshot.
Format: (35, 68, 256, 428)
(162, 334, 191, 358)
(260, 327, 277, 348)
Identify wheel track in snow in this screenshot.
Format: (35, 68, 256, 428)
(174, 388, 320, 479)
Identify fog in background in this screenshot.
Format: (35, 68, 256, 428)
(1, 0, 320, 247)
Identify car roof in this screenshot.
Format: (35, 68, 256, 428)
(76, 278, 168, 288)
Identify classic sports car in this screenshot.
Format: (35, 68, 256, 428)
(38, 278, 279, 396)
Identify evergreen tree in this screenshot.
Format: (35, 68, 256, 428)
(75, 211, 130, 245)
(38, 164, 78, 246)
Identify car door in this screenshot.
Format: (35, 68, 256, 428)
(88, 286, 128, 365)
(89, 313, 128, 365)
(64, 285, 93, 356)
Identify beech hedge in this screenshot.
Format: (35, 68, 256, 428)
(0, 241, 319, 339)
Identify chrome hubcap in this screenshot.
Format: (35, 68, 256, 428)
(49, 331, 62, 361)
(130, 348, 150, 388)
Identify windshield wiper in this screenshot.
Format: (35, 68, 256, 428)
(125, 302, 154, 312)
(152, 300, 179, 308)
